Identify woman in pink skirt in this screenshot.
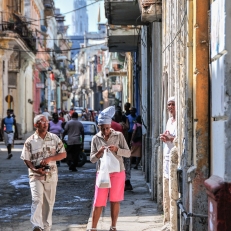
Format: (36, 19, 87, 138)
(89, 106, 131, 231)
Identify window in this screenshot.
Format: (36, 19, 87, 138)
(9, 0, 22, 13)
(83, 124, 96, 135)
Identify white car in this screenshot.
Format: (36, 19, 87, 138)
(80, 121, 98, 155)
(74, 107, 83, 119)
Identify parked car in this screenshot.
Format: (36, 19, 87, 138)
(80, 121, 98, 155)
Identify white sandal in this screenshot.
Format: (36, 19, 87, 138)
(109, 227, 117, 231)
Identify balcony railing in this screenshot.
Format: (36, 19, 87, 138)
(0, 12, 36, 52)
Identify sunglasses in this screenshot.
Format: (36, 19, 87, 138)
(38, 121, 49, 124)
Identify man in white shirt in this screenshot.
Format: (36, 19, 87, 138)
(160, 97, 177, 226)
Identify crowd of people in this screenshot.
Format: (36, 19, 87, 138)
(1, 103, 143, 231)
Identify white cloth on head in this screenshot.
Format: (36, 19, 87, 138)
(98, 106, 115, 125)
(167, 96, 175, 103)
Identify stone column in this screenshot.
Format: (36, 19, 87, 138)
(0, 41, 13, 118)
(163, 176, 170, 225)
(169, 137, 179, 231)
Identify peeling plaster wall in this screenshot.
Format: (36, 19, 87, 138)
(150, 22, 162, 201)
(222, 0, 231, 183)
(162, 0, 194, 229)
(211, 0, 231, 183)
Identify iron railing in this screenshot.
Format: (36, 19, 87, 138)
(0, 11, 36, 52)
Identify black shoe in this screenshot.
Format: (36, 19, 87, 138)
(133, 166, 138, 170)
(7, 154, 13, 159)
(33, 227, 43, 231)
(72, 168, 78, 172)
(124, 180, 133, 191)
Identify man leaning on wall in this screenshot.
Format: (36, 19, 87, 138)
(160, 97, 177, 229)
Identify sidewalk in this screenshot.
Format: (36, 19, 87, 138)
(0, 131, 34, 145)
(84, 168, 163, 231)
(1, 131, 164, 231)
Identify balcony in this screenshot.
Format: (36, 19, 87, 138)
(105, 0, 147, 25)
(0, 12, 36, 52)
(44, 0, 55, 16)
(108, 25, 140, 52)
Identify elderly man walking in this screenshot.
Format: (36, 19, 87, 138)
(160, 97, 177, 228)
(21, 114, 66, 231)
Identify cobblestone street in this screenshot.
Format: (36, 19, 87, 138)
(0, 145, 95, 231)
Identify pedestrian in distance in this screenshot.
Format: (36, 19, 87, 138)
(111, 112, 123, 133)
(160, 96, 177, 225)
(42, 108, 52, 121)
(114, 109, 133, 191)
(48, 113, 64, 167)
(89, 106, 131, 231)
(130, 115, 142, 169)
(58, 111, 65, 122)
(123, 103, 136, 190)
(20, 114, 66, 231)
(127, 107, 137, 146)
(63, 112, 84, 172)
(123, 102, 131, 117)
(64, 110, 71, 122)
(82, 108, 93, 121)
(1, 109, 18, 159)
(48, 113, 64, 138)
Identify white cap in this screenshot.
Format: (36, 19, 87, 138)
(34, 114, 47, 124)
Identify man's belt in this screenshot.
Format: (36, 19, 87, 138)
(4, 131, 13, 134)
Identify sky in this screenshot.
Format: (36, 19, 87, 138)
(54, 0, 107, 35)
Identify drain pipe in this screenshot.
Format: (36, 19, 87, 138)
(177, 199, 190, 226)
(177, 199, 208, 230)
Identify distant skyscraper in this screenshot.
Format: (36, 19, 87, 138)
(72, 0, 88, 35)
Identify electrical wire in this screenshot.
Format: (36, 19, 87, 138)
(30, 0, 103, 23)
(3, 36, 107, 41)
(0, 43, 105, 53)
(162, 6, 187, 53)
(1, 0, 103, 25)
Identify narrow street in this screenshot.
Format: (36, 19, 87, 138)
(0, 145, 96, 231)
